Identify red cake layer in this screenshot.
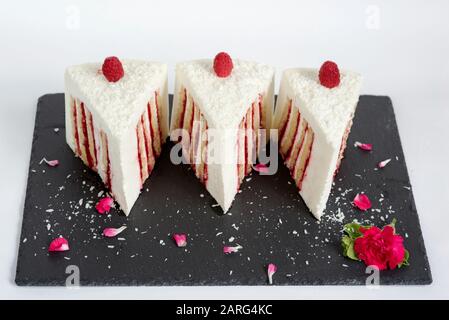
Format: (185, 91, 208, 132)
(278, 99, 314, 191)
(237, 97, 263, 189)
(70, 92, 163, 192)
(176, 89, 209, 185)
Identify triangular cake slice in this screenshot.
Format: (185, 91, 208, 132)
(171, 53, 274, 212)
(273, 62, 362, 219)
(64, 58, 169, 215)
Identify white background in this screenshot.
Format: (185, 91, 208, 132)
(0, 0, 448, 299)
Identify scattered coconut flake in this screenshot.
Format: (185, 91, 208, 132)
(53, 128, 60, 133)
(45, 209, 54, 213)
(223, 245, 243, 254)
(229, 236, 235, 242)
(39, 157, 59, 167)
(95, 197, 114, 214)
(354, 141, 372, 151)
(353, 193, 372, 211)
(254, 163, 269, 174)
(48, 237, 69, 252)
(173, 234, 187, 247)
(267, 263, 277, 285)
(103, 226, 127, 238)
(378, 158, 391, 168)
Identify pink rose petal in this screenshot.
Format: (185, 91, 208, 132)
(354, 141, 372, 151)
(173, 234, 187, 247)
(95, 197, 114, 214)
(103, 226, 127, 238)
(254, 163, 269, 174)
(267, 263, 277, 285)
(378, 158, 391, 168)
(48, 237, 69, 252)
(353, 193, 372, 211)
(223, 245, 243, 254)
(39, 157, 59, 167)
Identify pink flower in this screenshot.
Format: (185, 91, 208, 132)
(354, 141, 372, 151)
(39, 158, 59, 167)
(173, 234, 187, 247)
(254, 163, 269, 174)
(48, 237, 69, 252)
(267, 263, 277, 285)
(103, 226, 127, 238)
(223, 245, 243, 254)
(353, 193, 372, 211)
(378, 159, 391, 168)
(95, 197, 114, 214)
(354, 225, 405, 270)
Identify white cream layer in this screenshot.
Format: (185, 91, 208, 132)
(274, 68, 362, 219)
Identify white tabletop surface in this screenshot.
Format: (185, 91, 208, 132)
(1, 0, 448, 299)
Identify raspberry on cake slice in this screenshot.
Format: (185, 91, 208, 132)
(64, 57, 169, 215)
(273, 61, 362, 219)
(171, 53, 275, 212)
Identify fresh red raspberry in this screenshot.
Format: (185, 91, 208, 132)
(213, 52, 233, 78)
(319, 61, 340, 88)
(102, 56, 124, 82)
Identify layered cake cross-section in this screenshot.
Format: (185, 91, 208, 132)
(64, 57, 169, 215)
(171, 53, 275, 212)
(273, 61, 362, 219)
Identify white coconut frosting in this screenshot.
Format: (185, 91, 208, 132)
(173, 59, 275, 129)
(65, 60, 168, 215)
(274, 68, 362, 219)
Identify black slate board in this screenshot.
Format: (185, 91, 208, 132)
(16, 94, 431, 286)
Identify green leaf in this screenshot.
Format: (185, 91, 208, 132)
(388, 218, 398, 233)
(398, 249, 410, 268)
(343, 222, 363, 239)
(341, 235, 359, 261)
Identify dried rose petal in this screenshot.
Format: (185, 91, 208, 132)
(267, 263, 277, 285)
(378, 158, 391, 168)
(48, 237, 69, 252)
(354, 141, 372, 151)
(46, 160, 59, 167)
(353, 193, 372, 211)
(39, 158, 59, 167)
(103, 226, 127, 238)
(173, 234, 187, 247)
(254, 163, 269, 174)
(223, 245, 243, 254)
(95, 197, 114, 214)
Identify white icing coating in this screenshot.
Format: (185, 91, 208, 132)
(172, 59, 275, 212)
(172, 59, 274, 129)
(65, 60, 168, 138)
(65, 60, 168, 215)
(274, 68, 362, 219)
